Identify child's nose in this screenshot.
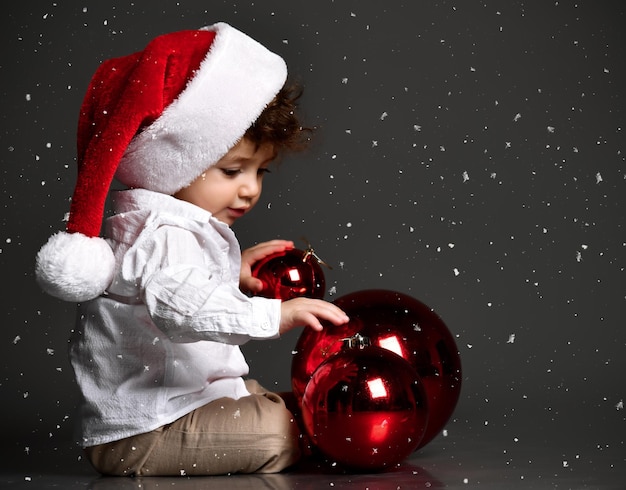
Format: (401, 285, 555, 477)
(239, 174, 261, 197)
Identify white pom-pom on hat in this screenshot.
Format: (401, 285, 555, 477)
(35, 232, 115, 302)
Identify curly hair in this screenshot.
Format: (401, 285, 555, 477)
(245, 81, 312, 153)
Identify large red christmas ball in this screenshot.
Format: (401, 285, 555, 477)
(251, 247, 326, 300)
(292, 289, 462, 449)
(301, 345, 429, 471)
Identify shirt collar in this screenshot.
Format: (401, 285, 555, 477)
(112, 188, 221, 225)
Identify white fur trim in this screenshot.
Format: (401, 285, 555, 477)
(35, 232, 115, 302)
(116, 22, 288, 194)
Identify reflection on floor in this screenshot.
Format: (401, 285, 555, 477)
(3, 415, 625, 489)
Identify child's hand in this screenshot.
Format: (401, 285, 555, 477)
(280, 297, 349, 335)
(240, 239, 294, 294)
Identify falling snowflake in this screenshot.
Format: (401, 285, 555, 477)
(595, 172, 603, 184)
(462, 171, 469, 182)
(507, 334, 516, 344)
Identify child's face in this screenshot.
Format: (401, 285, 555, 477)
(173, 138, 276, 226)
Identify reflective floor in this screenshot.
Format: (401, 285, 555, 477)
(3, 414, 625, 490)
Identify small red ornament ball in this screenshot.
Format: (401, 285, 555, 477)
(301, 345, 429, 471)
(251, 248, 326, 300)
(292, 289, 462, 449)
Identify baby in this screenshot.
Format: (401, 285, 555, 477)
(35, 22, 347, 476)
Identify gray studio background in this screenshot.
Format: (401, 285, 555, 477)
(2, 0, 624, 477)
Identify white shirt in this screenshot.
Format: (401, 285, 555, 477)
(70, 188, 281, 447)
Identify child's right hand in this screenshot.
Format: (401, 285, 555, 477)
(279, 297, 349, 335)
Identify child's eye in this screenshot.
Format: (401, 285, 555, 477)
(221, 168, 240, 177)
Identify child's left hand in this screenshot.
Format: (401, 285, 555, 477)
(240, 239, 294, 294)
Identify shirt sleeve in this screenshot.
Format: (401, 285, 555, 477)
(124, 221, 281, 344)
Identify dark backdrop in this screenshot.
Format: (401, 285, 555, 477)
(2, 0, 624, 473)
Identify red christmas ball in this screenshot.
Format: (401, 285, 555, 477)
(301, 344, 429, 471)
(292, 289, 462, 449)
(251, 247, 326, 300)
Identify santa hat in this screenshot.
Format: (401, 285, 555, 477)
(35, 22, 287, 302)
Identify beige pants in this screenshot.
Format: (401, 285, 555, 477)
(85, 380, 301, 476)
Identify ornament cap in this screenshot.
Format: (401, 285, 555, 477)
(300, 237, 332, 269)
(341, 333, 372, 350)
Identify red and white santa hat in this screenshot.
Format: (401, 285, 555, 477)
(35, 22, 287, 302)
